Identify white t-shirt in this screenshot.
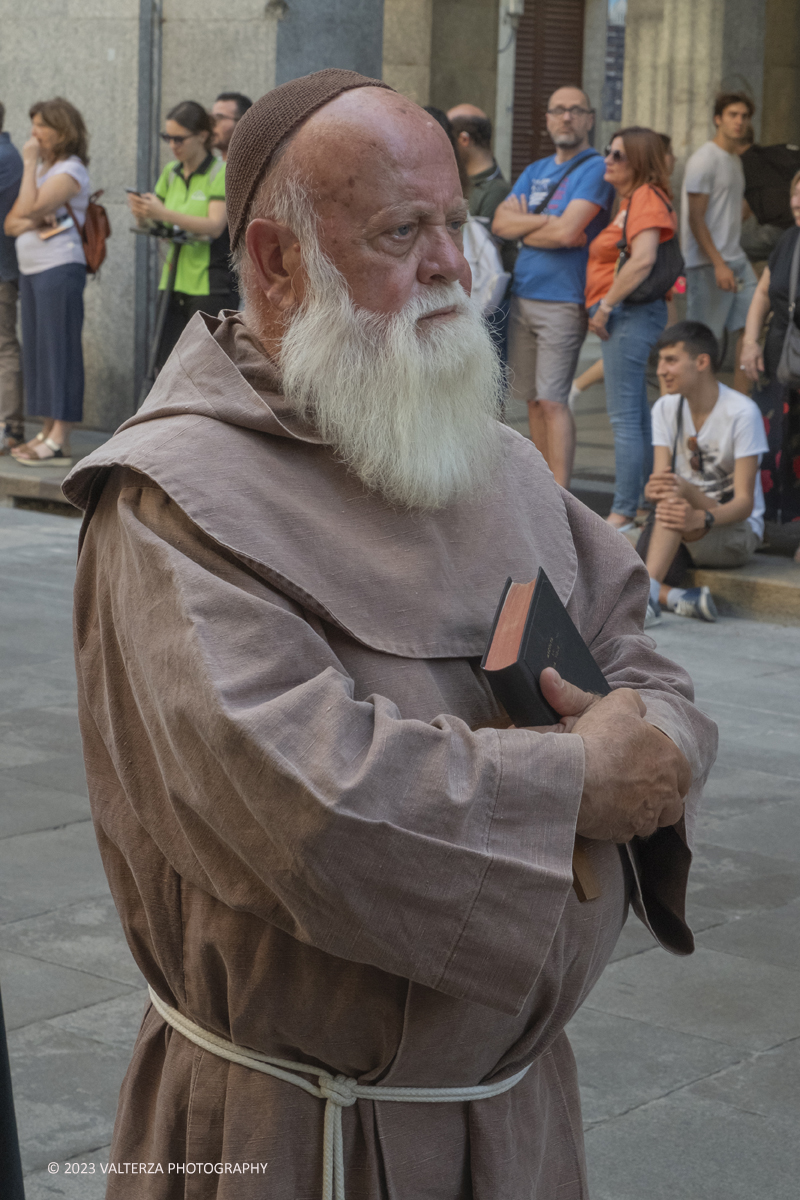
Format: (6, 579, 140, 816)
(680, 141, 745, 269)
(651, 384, 769, 539)
(15, 156, 91, 276)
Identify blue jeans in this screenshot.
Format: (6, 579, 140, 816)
(599, 298, 667, 519)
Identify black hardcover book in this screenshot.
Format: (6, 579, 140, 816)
(481, 567, 610, 726)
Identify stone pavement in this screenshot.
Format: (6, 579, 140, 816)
(1, 505, 799, 1199)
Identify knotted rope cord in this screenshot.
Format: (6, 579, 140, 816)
(148, 986, 530, 1200)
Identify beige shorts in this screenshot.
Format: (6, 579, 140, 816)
(685, 520, 760, 568)
(507, 296, 587, 414)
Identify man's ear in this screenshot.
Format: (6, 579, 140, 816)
(245, 218, 304, 311)
(696, 352, 712, 373)
(456, 130, 470, 150)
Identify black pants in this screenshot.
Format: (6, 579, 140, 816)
(156, 290, 240, 371)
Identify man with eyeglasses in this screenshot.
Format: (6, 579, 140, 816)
(211, 92, 253, 162)
(493, 86, 613, 487)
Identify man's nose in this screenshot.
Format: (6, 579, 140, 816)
(417, 230, 468, 287)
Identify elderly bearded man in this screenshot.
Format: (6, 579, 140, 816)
(65, 71, 716, 1200)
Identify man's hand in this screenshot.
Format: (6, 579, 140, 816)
(714, 261, 737, 293)
(539, 668, 690, 842)
(655, 496, 707, 538)
(645, 469, 680, 502)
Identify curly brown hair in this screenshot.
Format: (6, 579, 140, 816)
(29, 97, 89, 165)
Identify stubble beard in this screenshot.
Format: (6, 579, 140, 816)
(277, 241, 505, 512)
(551, 130, 584, 149)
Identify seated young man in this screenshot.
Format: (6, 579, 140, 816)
(643, 320, 768, 626)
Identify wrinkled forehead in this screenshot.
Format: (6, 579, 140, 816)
(289, 88, 464, 229)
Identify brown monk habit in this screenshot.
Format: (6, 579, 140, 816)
(64, 313, 717, 1199)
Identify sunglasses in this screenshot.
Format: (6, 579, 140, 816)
(687, 436, 705, 474)
(160, 133, 193, 145)
(604, 147, 627, 162)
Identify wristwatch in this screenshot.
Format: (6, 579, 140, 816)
(703, 510, 715, 533)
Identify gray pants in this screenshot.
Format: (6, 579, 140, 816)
(0, 279, 23, 429)
(686, 520, 760, 568)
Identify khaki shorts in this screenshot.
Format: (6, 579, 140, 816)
(685, 520, 760, 568)
(506, 296, 587, 415)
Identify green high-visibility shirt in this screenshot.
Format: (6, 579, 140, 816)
(154, 154, 231, 295)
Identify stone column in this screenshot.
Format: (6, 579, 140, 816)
(622, 0, 766, 174)
(276, 0, 384, 86)
(762, 0, 800, 143)
(382, 0, 434, 104)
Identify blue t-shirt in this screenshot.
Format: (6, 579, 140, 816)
(510, 150, 613, 305)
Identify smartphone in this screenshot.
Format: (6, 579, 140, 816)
(125, 187, 141, 195)
(39, 217, 74, 241)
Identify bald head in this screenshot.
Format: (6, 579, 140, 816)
(287, 86, 460, 210)
(447, 103, 487, 122)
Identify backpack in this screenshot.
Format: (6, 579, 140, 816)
(67, 190, 111, 275)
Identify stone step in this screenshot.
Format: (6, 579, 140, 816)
(690, 554, 800, 626)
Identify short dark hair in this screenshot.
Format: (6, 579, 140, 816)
(656, 321, 719, 369)
(448, 114, 493, 150)
(215, 92, 253, 120)
(714, 91, 755, 119)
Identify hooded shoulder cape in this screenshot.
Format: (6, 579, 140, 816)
(65, 312, 577, 659)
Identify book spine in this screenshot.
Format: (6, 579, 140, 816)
(484, 660, 559, 728)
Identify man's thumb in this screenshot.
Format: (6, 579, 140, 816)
(539, 667, 595, 718)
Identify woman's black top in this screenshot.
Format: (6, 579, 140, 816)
(765, 224, 800, 377)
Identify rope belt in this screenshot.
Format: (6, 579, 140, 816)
(148, 985, 530, 1200)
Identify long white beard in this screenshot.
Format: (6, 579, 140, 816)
(278, 258, 505, 511)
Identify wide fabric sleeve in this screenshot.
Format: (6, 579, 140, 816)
(74, 475, 586, 1018)
(561, 489, 719, 952)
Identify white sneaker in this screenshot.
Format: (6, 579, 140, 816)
(644, 600, 661, 628)
(672, 586, 718, 622)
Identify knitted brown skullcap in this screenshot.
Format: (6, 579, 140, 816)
(226, 68, 395, 252)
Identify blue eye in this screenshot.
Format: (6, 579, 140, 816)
(395, 224, 412, 236)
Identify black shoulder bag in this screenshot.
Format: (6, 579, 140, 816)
(616, 185, 684, 305)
